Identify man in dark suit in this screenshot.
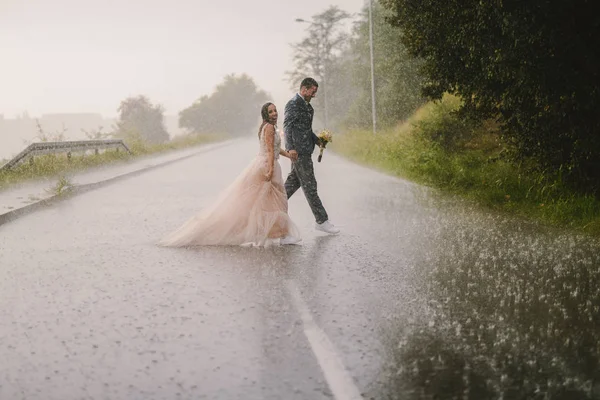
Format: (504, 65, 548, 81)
(284, 77, 340, 235)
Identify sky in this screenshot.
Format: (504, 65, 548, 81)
(0, 0, 365, 118)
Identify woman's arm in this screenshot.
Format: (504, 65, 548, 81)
(279, 148, 292, 158)
(264, 124, 276, 181)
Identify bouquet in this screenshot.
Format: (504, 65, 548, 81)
(317, 129, 333, 162)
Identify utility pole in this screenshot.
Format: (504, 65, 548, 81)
(368, 0, 377, 134)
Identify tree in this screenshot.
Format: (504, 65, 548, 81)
(343, 1, 425, 129)
(381, 0, 600, 190)
(286, 6, 352, 128)
(116, 96, 169, 144)
(287, 4, 425, 131)
(179, 74, 268, 137)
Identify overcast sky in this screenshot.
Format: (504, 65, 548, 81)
(0, 0, 365, 118)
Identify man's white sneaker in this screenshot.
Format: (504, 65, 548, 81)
(315, 220, 340, 234)
(280, 235, 302, 245)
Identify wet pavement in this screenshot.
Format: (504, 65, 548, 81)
(0, 140, 232, 220)
(1, 137, 600, 400)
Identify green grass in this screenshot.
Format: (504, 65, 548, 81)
(332, 94, 600, 236)
(45, 175, 74, 197)
(0, 132, 223, 191)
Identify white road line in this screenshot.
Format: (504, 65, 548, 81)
(286, 280, 363, 400)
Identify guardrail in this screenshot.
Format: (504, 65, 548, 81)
(0, 139, 132, 171)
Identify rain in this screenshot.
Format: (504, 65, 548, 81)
(1, 1, 600, 399)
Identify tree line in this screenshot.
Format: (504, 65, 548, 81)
(382, 0, 600, 191)
(290, 1, 600, 192)
(116, 1, 600, 192)
(112, 73, 268, 145)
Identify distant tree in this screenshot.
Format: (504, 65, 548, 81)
(179, 74, 268, 136)
(116, 95, 169, 144)
(342, 2, 425, 129)
(286, 6, 352, 128)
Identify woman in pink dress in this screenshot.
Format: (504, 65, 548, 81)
(158, 102, 302, 247)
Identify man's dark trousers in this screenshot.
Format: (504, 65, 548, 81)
(285, 154, 328, 224)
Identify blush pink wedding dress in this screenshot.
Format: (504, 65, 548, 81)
(158, 125, 301, 247)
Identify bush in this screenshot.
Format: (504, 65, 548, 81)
(381, 0, 600, 192)
(332, 97, 600, 236)
(413, 94, 479, 151)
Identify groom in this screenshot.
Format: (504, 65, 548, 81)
(284, 77, 340, 235)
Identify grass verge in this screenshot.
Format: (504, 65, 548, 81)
(332, 94, 600, 236)
(0, 132, 223, 191)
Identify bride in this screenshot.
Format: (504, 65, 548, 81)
(158, 102, 302, 247)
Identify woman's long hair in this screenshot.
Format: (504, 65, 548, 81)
(258, 102, 274, 139)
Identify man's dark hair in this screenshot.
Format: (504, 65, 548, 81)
(300, 77, 319, 90)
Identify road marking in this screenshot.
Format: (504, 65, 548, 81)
(286, 280, 363, 400)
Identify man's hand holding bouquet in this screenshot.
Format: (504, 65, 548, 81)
(317, 129, 333, 163)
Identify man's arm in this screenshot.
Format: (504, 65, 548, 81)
(283, 100, 298, 152)
(312, 131, 322, 147)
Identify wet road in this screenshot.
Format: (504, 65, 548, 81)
(1, 137, 600, 400)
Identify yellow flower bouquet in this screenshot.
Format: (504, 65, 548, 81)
(317, 129, 333, 163)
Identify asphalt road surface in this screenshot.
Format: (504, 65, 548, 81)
(2, 138, 600, 400)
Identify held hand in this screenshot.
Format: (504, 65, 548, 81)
(265, 169, 273, 181)
(288, 150, 298, 161)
